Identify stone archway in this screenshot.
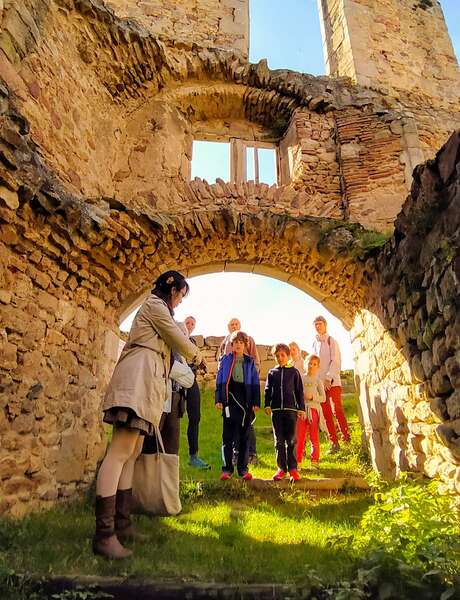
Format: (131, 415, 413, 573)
(1, 0, 460, 516)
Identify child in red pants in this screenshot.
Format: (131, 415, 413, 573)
(296, 355, 325, 467)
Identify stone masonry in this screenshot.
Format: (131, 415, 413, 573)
(0, 0, 459, 514)
(353, 132, 460, 495)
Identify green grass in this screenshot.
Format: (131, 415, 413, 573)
(0, 386, 372, 586)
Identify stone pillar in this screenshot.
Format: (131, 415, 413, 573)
(317, 0, 459, 104)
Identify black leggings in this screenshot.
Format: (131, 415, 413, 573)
(186, 381, 201, 456)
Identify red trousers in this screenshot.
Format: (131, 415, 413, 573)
(321, 386, 350, 444)
(296, 408, 320, 463)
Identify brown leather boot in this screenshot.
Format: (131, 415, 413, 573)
(115, 488, 148, 543)
(93, 495, 132, 559)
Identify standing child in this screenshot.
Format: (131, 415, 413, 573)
(288, 341, 306, 375)
(265, 343, 305, 482)
(296, 355, 325, 468)
(215, 331, 260, 480)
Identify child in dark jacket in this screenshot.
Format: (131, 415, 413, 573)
(265, 343, 305, 481)
(215, 330, 260, 480)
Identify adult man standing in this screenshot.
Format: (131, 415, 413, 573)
(218, 318, 260, 370)
(311, 315, 350, 453)
(183, 315, 210, 469)
(218, 318, 260, 464)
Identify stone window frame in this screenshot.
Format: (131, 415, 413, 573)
(191, 136, 281, 186)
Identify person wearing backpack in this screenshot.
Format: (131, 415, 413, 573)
(311, 316, 350, 454)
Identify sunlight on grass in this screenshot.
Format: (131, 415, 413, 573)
(0, 380, 373, 586)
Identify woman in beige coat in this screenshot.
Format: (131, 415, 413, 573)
(93, 271, 203, 560)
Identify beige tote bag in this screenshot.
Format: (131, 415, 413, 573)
(132, 427, 182, 516)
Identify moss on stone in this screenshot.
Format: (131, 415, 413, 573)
(319, 220, 391, 259)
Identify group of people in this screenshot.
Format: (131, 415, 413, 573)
(92, 270, 350, 560)
(214, 316, 350, 482)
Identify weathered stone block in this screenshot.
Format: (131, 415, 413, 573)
(11, 414, 34, 434)
(204, 336, 224, 347)
(0, 185, 19, 209)
(446, 390, 460, 420)
(37, 290, 58, 313)
(421, 350, 434, 379)
(191, 335, 204, 347)
(432, 336, 450, 366)
(0, 338, 17, 369)
(74, 307, 89, 329)
(431, 366, 453, 396)
(55, 431, 86, 484)
(445, 354, 460, 389)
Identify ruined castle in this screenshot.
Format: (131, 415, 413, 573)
(0, 0, 459, 515)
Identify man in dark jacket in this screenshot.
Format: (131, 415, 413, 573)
(215, 331, 260, 480)
(265, 343, 305, 481)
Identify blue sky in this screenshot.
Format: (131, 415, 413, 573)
(248, 0, 459, 75)
(124, 0, 460, 369)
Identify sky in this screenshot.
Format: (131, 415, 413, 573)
(122, 0, 460, 371)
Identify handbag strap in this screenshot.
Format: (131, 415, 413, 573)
(154, 424, 166, 454)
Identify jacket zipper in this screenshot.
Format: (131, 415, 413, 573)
(225, 354, 236, 405)
(281, 368, 284, 409)
(229, 391, 246, 426)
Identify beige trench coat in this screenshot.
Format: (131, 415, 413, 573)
(103, 294, 202, 427)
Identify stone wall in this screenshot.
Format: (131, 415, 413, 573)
(318, 0, 459, 105)
(102, 0, 249, 57)
(353, 131, 460, 495)
(0, 0, 441, 231)
(0, 235, 120, 517)
(318, 0, 460, 170)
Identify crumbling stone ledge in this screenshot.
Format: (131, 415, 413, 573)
(36, 575, 309, 599)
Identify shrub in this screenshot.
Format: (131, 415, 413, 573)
(328, 475, 460, 598)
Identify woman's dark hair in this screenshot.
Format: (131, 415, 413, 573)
(152, 270, 189, 310)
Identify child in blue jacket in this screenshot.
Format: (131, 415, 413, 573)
(215, 330, 260, 480)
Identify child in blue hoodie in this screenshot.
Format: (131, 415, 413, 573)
(265, 343, 305, 481)
(215, 330, 260, 480)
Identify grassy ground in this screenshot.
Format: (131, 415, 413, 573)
(0, 382, 372, 586)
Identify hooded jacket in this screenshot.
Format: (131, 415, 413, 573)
(311, 334, 342, 387)
(264, 364, 305, 412)
(215, 353, 260, 410)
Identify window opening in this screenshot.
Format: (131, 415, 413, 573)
(192, 139, 279, 186)
(191, 140, 230, 182)
(246, 145, 277, 185)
